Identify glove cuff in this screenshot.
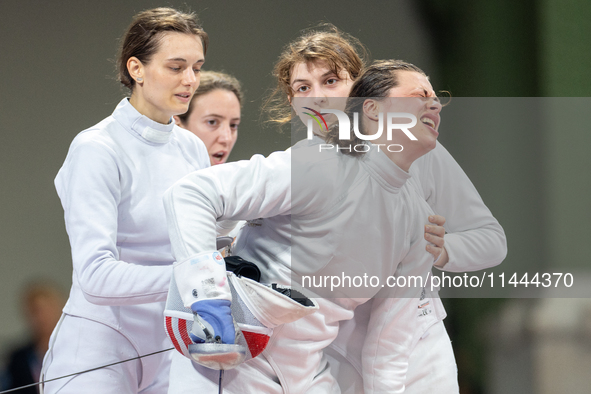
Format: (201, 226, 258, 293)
(173, 251, 231, 308)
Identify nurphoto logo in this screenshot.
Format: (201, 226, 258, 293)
(304, 108, 418, 153)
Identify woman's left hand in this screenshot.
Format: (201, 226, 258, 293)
(425, 215, 449, 267)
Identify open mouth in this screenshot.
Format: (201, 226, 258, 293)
(420, 116, 436, 129)
(175, 93, 191, 101)
(421, 115, 437, 132)
(211, 152, 226, 163)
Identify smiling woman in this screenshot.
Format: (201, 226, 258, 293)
(161, 23, 506, 393)
(162, 59, 455, 394)
(40, 7, 211, 394)
(338, 60, 443, 170)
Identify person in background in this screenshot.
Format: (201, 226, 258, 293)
(174, 71, 242, 165)
(1, 281, 65, 394)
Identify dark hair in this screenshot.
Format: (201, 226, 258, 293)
(117, 7, 209, 91)
(265, 24, 367, 125)
(176, 71, 243, 125)
(325, 59, 427, 156)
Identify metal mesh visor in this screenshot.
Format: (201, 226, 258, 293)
(164, 275, 194, 358)
(228, 275, 272, 359)
(165, 273, 193, 319)
(229, 276, 264, 328)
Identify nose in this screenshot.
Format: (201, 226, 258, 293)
(313, 95, 327, 107)
(182, 68, 198, 86)
(428, 97, 442, 114)
(218, 124, 232, 143)
(312, 86, 328, 106)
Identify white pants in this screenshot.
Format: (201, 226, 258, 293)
(167, 348, 339, 394)
(41, 314, 171, 394)
(168, 350, 282, 394)
(326, 320, 459, 394)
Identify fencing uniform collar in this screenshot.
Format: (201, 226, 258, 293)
(293, 136, 411, 191)
(361, 145, 411, 192)
(112, 98, 174, 145)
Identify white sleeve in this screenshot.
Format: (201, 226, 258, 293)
(55, 140, 170, 306)
(216, 220, 242, 237)
(163, 151, 292, 305)
(414, 142, 507, 272)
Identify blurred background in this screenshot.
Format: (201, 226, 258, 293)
(0, 0, 589, 393)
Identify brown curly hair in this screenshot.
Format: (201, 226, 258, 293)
(264, 24, 368, 126)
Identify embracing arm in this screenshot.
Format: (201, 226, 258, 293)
(415, 142, 507, 272)
(164, 151, 292, 261)
(163, 151, 292, 308)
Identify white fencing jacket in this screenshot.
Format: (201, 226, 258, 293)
(329, 140, 507, 391)
(55, 98, 209, 357)
(164, 137, 478, 393)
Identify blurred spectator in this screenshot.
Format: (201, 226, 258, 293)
(1, 280, 65, 393)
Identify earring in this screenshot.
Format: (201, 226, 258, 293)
(137, 77, 143, 82)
